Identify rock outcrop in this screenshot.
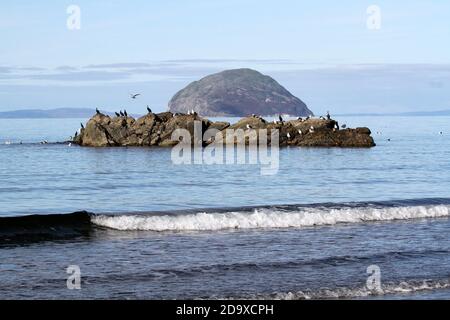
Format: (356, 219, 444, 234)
(168, 68, 313, 117)
(73, 112, 375, 148)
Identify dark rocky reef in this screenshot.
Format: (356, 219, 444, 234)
(168, 68, 313, 117)
(73, 112, 375, 148)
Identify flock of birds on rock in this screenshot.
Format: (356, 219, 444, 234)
(67, 95, 446, 145)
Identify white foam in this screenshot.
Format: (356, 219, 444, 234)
(243, 279, 450, 300)
(90, 204, 450, 231)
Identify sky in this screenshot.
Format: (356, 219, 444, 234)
(0, 0, 449, 114)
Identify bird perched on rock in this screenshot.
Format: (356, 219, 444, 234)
(80, 123, 84, 129)
(298, 130, 303, 135)
(124, 110, 128, 117)
(147, 106, 152, 113)
(287, 133, 291, 139)
(326, 111, 331, 120)
(341, 124, 347, 129)
(96, 108, 101, 114)
(115, 112, 120, 117)
(279, 115, 284, 123)
(119, 111, 124, 117)
(309, 126, 315, 133)
(246, 124, 252, 129)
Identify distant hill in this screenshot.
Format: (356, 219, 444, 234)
(168, 68, 314, 117)
(0, 108, 98, 119)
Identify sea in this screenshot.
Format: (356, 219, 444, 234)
(0, 115, 450, 299)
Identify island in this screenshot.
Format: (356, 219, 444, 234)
(72, 112, 375, 148)
(168, 68, 313, 117)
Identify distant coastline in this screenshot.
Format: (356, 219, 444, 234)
(0, 108, 140, 119)
(336, 109, 450, 117)
(1, 107, 450, 119)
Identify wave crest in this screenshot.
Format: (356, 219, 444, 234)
(90, 204, 450, 231)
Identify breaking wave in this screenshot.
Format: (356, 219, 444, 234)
(229, 278, 450, 300)
(91, 203, 450, 231)
(2, 198, 450, 244)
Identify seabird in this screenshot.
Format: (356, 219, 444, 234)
(287, 133, 291, 139)
(319, 116, 325, 120)
(119, 111, 124, 117)
(326, 111, 331, 120)
(96, 108, 100, 114)
(130, 93, 141, 99)
(80, 123, 84, 129)
(279, 115, 284, 123)
(440, 131, 443, 135)
(124, 110, 128, 117)
(246, 124, 252, 129)
(298, 130, 303, 135)
(297, 117, 303, 121)
(74, 131, 78, 137)
(306, 116, 311, 120)
(341, 124, 347, 129)
(115, 112, 120, 117)
(309, 126, 315, 133)
(147, 106, 152, 113)
(68, 143, 72, 147)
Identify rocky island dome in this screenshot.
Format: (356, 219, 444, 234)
(168, 68, 313, 117)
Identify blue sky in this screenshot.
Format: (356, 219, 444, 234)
(0, 1, 449, 114)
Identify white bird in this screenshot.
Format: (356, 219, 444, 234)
(246, 124, 252, 129)
(287, 133, 291, 139)
(298, 130, 303, 135)
(68, 143, 72, 147)
(309, 126, 315, 133)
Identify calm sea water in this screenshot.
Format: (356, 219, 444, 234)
(0, 116, 450, 299)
